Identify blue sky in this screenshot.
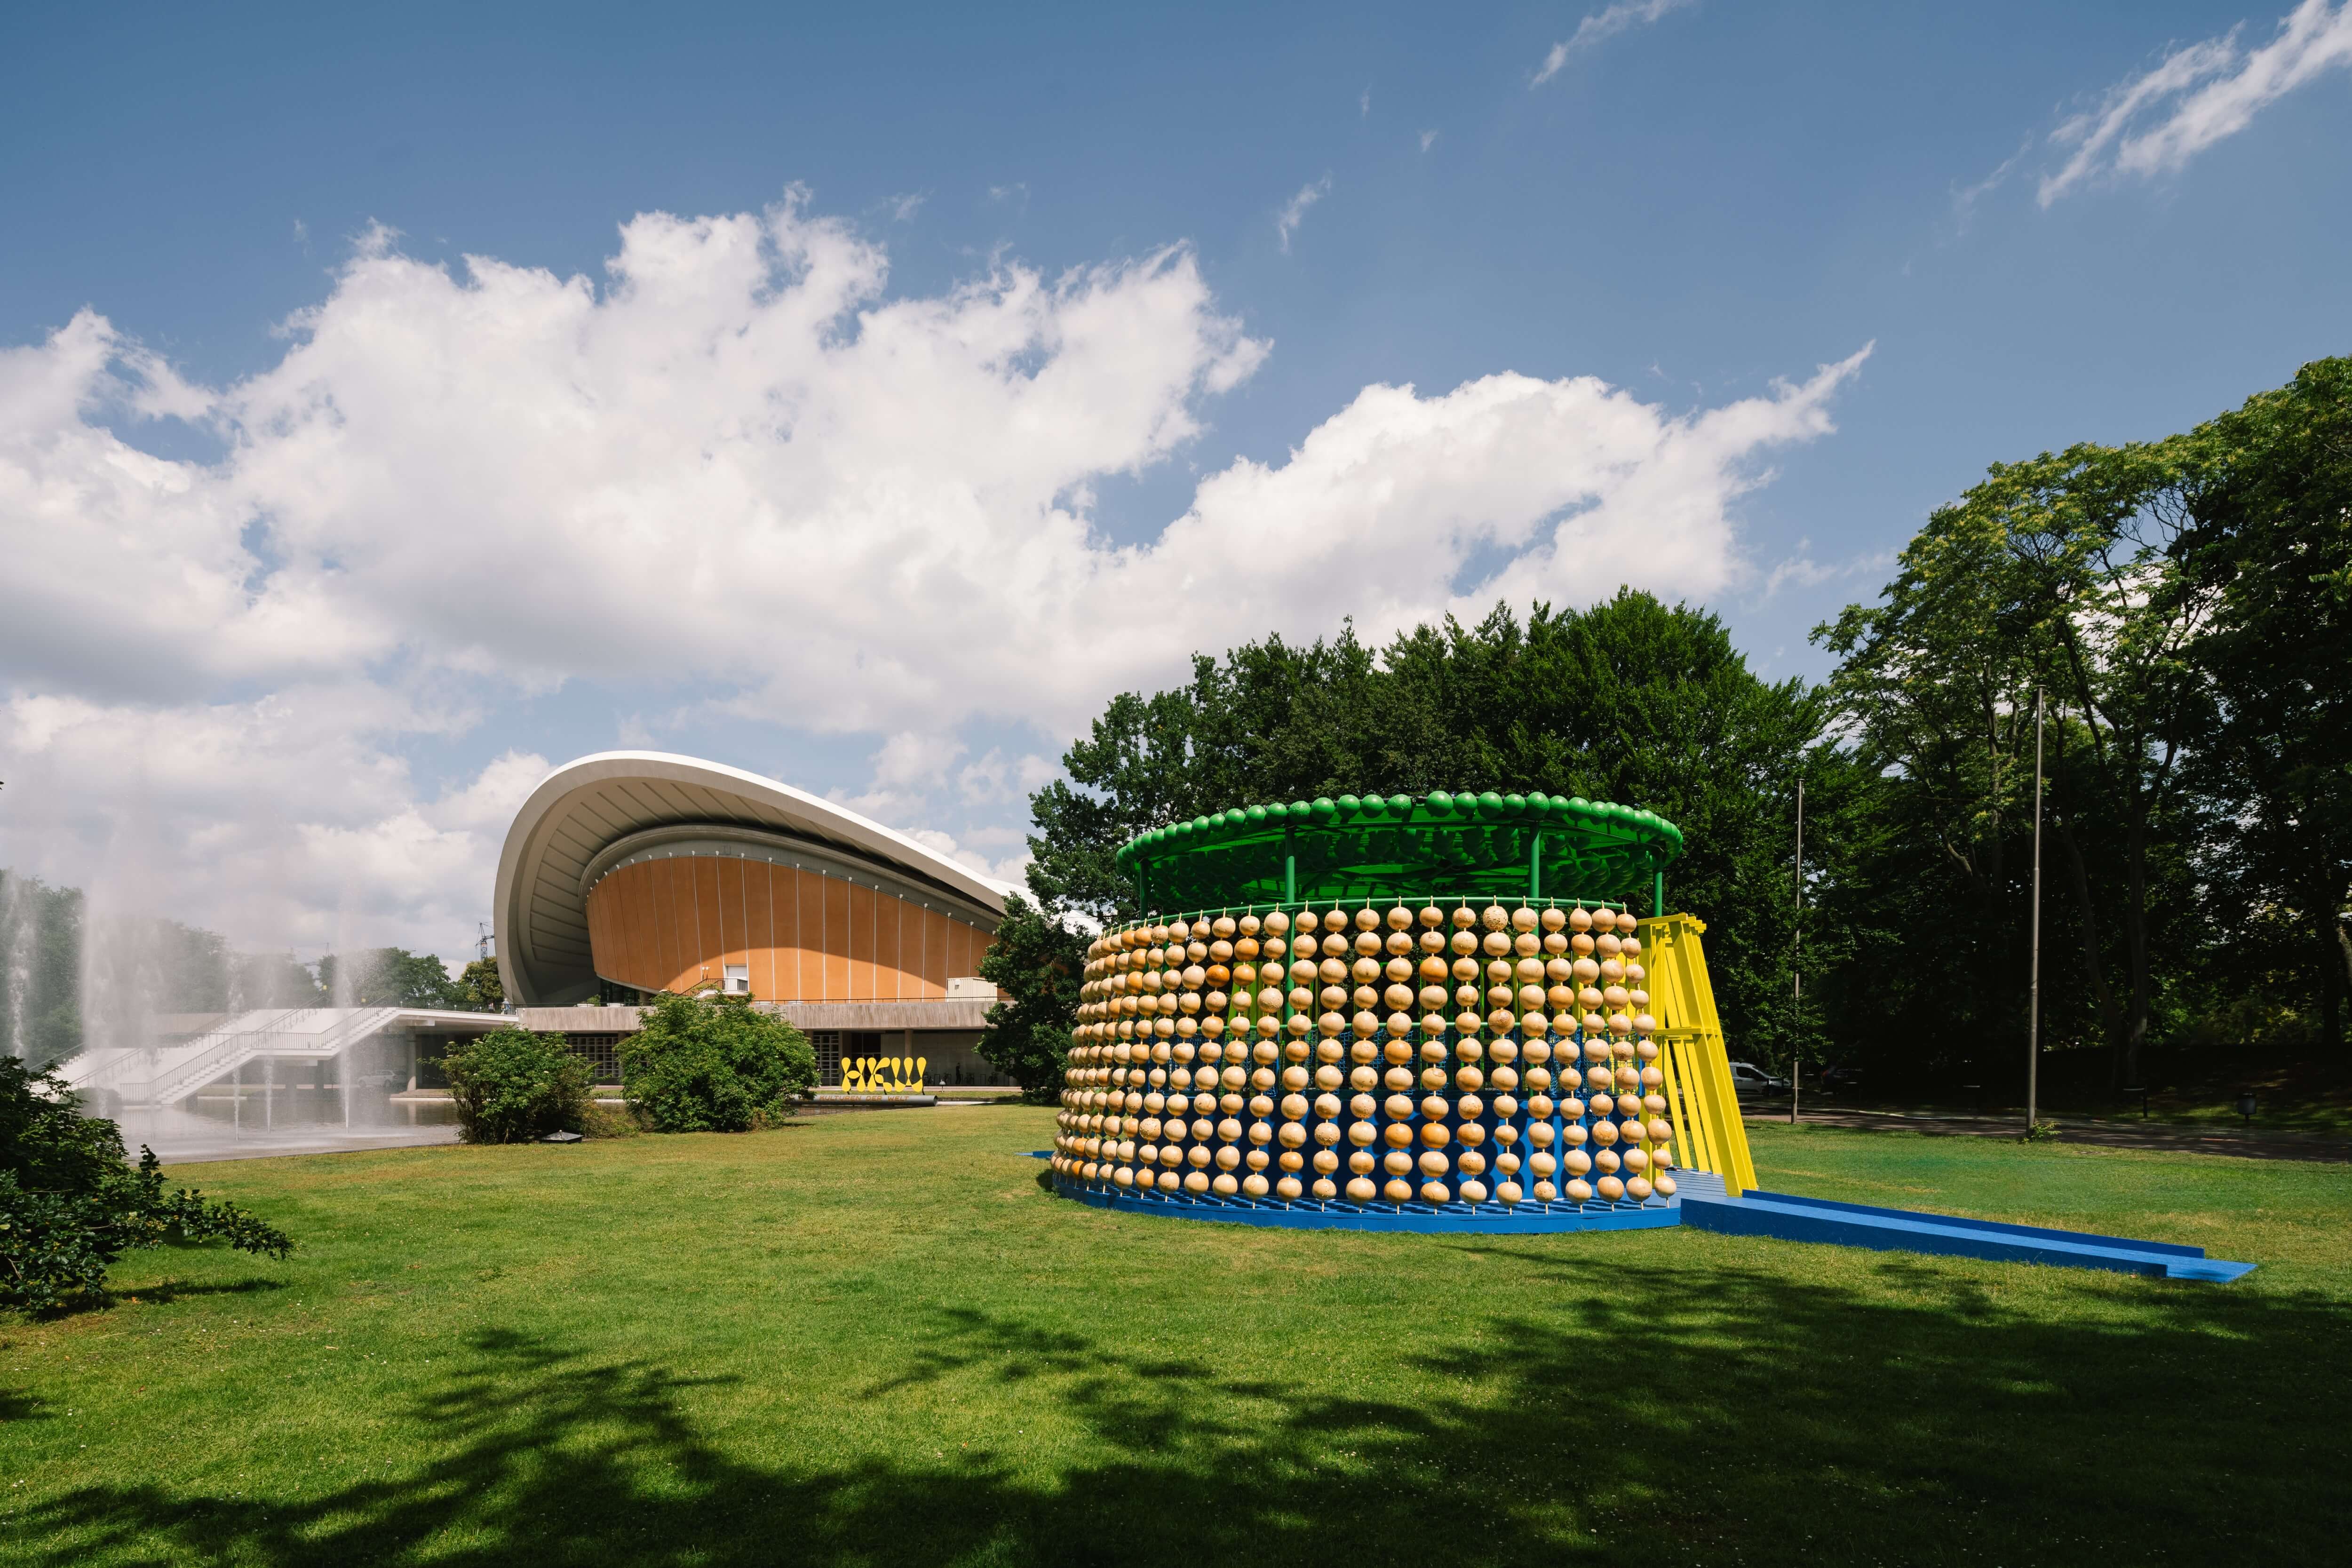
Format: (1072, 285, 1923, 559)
(3, 0, 2348, 969)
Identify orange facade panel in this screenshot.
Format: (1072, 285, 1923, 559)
(582, 857, 994, 1003)
(749, 860, 777, 1005)
(822, 875, 849, 1000)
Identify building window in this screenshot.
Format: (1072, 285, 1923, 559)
(723, 964, 750, 995)
(809, 1031, 842, 1085)
(566, 1034, 623, 1084)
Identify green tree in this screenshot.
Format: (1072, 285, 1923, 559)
(1820, 439, 2217, 1089)
(1019, 592, 1840, 1075)
(0, 1057, 293, 1314)
(318, 947, 461, 1008)
(2176, 357, 2352, 1046)
(233, 951, 328, 1009)
(0, 873, 84, 1067)
(977, 894, 1088, 1100)
(442, 1027, 590, 1143)
(619, 993, 817, 1132)
(456, 957, 505, 1012)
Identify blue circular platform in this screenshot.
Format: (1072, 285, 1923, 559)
(1051, 1171, 1679, 1233)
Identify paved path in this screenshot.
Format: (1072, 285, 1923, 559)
(1758, 1106, 2350, 1163)
(147, 1125, 463, 1165)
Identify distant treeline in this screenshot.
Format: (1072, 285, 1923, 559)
(0, 870, 502, 1067)
(991, 356, 2352, 1099)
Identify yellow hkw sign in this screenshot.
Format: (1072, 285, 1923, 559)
(840, 1056, 928, 1093)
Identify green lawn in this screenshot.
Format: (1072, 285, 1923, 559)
(2, 1111, 2346, 1567)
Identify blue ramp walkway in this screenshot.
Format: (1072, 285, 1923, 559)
(1680, 1187, 2256, 1281)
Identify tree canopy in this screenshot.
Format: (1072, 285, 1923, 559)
(1009, 355, 2352, 1098)
(1023, 591, 1839, 1068)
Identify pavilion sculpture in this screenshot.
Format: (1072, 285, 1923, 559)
(1050, 790, 1756, 1233)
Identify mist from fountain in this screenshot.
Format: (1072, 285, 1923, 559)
(1, 871, 38, 1059)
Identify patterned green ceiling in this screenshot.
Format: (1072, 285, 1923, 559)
(1113, 789, 1683, 915)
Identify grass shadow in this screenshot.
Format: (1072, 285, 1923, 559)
(14, 1249, 2351, 1566)
(0, 1387, 53, 1422)
(25, 1275, 289, 1322)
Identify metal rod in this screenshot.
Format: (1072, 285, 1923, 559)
(2029, 685, 2044, 1130)
(1791, 777, 1803, 1125)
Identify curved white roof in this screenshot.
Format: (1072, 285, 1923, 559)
(494, 751, 1018, 1006)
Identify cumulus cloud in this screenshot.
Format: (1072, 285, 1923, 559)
(1533, 0, 1697, 86)
(2040, 0, 2352, 205)
(1275, 175, 1331, 253)
(0, 682, 540, 973)
(1, 191, 1862, 958)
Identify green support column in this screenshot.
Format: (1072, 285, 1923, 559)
(1654, 870, 1666, 917)
(1284, 825, 1296, 904)
(1530, 831, 1543, 902)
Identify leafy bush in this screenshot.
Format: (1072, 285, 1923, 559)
(0, 1057, 293, 1314)
(582, 1100, 641, 1138)
(619, 993, 817, 1131)
(443, 1027, 590, 1143)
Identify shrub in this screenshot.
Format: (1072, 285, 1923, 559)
(582, 1100, 641, 1138)
(444, 1027, 591, 1143)
(619, 993, 817, 1132)
(0, 1058, 293, 1315)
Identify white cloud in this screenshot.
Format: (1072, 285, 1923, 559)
(957, 748, 1059, 807)
(1359, 85, 1372, 118)
(1275, 175, 1331, 253)
(905, 826, 1030, 888)
(2040, 0, 2352, 205)
(1755, 540, 1895, 601)
(1948, 139, 2032, 232)
(1419, 129, 1439, 152)
(1, 193, 1863, 957)
(1533, 0, 1697, 86)
(0, 683, 536, 965)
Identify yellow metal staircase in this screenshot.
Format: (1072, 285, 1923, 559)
(1636, 913, 1756, 1196)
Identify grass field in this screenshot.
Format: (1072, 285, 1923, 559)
(2, 1110, 2346, 1566)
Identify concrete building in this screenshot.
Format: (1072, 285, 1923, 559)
(494, 751, 1021, 1085)
(57, 753, 1022, 1147)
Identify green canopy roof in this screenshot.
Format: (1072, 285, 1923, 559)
(1113, 790, 1683, 915)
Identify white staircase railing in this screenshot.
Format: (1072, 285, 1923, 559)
(56, 1006, 409, 1107)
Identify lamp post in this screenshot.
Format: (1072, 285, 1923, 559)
(2028, 687, 2044, 1132)
(1791, 777, 1802, 1126)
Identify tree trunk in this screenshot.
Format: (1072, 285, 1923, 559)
(2118, 804, 2154, 1090)
(2055, 822, 2125, 1081)
(2333, 915, 2352, 1049)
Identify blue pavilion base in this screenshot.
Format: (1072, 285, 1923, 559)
(1678, 1187, 2257, 1281)
(1041, 1162, 2256, 1278)
(1050, 1172, 1679, 1233)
